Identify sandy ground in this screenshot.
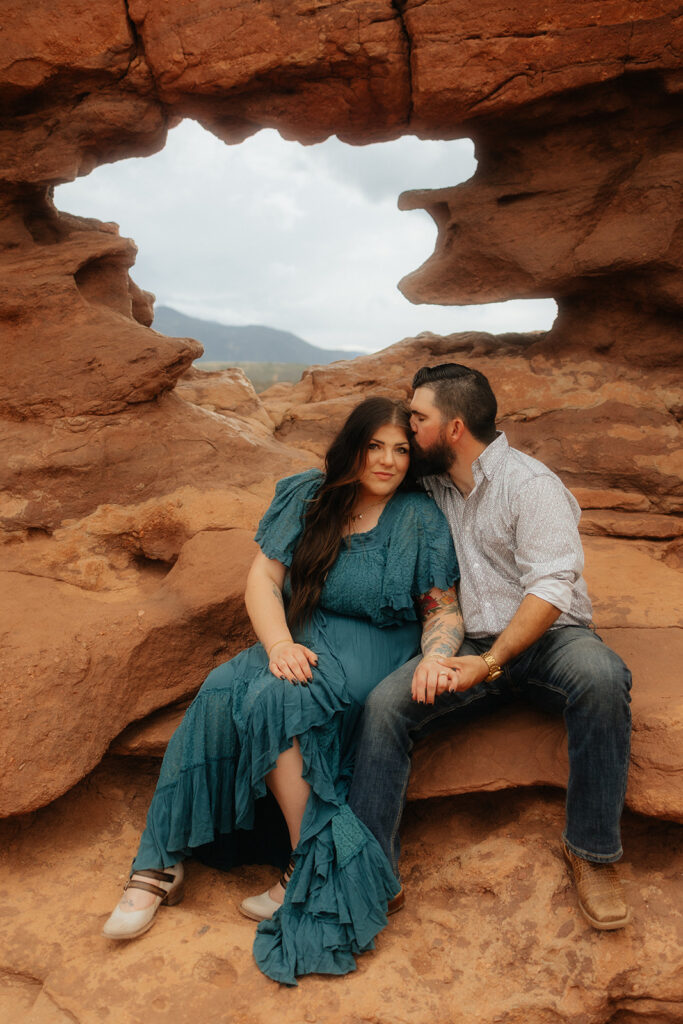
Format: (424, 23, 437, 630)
(1, 757, 681, 1024)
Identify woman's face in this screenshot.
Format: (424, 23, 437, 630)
(356, 422, 411, 500)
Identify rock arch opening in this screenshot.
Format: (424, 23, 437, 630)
(55, 119, 558, 363)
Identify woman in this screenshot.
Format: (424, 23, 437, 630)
(103, 397, 463, 984)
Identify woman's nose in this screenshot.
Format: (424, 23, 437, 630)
(380, 448, 395, 465)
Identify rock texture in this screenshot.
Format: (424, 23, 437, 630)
(1, 5, 682, 1019)
(1, 761, 681, 1023)
(0, 0, 680, 812)
(111, 622, 683, 826)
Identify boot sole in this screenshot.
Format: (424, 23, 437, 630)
(577, 903, 632, 930)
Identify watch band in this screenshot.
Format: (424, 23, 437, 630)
(480, 650, 503, 682)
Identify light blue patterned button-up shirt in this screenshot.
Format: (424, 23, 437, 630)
(422, 432, 593, 639)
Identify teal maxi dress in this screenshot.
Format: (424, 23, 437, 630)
(132, 469, 459, 984)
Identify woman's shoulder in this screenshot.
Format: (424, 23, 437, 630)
(271, 467, 324, 501)
(389, 489, 449, 526)
(380, 490, 454, 557)
(254, 468, 323, 564)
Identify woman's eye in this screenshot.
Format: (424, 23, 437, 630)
(368, 442, 380, 449)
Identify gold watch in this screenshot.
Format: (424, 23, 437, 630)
(480, 650, 503, 682)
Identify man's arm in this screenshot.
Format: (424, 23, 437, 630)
(411, 586, 464, 703)
(437, 593, 561, 691)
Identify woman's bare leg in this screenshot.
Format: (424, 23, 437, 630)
(118, 741, 309, 913)
(265, 738, 310, 902)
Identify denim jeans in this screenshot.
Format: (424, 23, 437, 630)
(348, 626, 632, 875)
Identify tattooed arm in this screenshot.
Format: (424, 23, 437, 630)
(245, 551, 318, 683)
(411, 585, 464, 704)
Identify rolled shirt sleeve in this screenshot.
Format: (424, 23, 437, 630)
(513, 476, 585, 614)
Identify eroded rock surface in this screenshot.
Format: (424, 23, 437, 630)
(0, 0, 681, 956)
(109, 553, 683, 825)
(0, 3, 682, 1017)
(0, 760, 681, 1024)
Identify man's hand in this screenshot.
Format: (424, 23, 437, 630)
(411, 657, 459, 704)
(434, 655, 489, 693)
(268, 640, 318, 684)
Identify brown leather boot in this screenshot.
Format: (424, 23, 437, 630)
(563, 843, 632, 930)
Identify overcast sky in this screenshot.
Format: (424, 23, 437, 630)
(57, 120, 556, 353)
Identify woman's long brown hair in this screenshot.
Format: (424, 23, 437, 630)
(287, 397, 413, 630)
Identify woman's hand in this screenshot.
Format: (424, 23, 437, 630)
(268, 640, 318, 684)
(411, 656, 459, 704)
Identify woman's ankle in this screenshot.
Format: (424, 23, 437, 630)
(266, 879, 286, 905)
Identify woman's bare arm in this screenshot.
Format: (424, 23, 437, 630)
(411, 586, 464, 704)
(245, 551, 317, 683)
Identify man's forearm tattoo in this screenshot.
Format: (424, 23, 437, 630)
(416, 592, 440, 619)
(421, 615, 465, 658)
(416, 589, 458, 620)
(419, 589, 465, 658)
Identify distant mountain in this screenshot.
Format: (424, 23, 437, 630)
(153, 306, 363, 364)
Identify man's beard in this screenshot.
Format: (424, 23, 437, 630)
(410, 432, 454, 477)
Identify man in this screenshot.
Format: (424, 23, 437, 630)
(348, 362, 632, 930)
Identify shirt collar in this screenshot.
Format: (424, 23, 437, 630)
(475, 431, 508, 481)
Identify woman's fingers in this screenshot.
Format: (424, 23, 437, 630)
(268, 642, 318, 684)
(411, 659, 459, 703)
(301, 646, 319, 666)
(272, 656, 304, 682)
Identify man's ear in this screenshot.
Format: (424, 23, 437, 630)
(445, 417, 466, 444)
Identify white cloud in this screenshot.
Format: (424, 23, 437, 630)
(56, 121, 556, 353)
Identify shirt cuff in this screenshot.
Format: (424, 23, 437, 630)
(525, 578, 574, 614)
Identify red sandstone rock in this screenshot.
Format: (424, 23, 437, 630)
(0, 5, 681, 1014)
(108, 545, 683, 825)
(398, 91, 683, 367)
(0, 530, 262, 817)
(404, 1, 683, 126)
(5, 321, 678, 817)
(0, 0, 679, 873)
(127, 0, 411, 144)
(260, 334, 683, 514)
(408, 626, 683, 824)
(0, 1, 166, 186)
(0, 760, 680, 1023)
(175, 366, 275, 435)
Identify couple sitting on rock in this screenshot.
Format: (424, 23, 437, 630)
(103, 363, 633, 985)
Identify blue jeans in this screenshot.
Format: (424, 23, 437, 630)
(348, 626, 632, 875)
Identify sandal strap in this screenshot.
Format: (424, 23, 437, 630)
(279, 859, 296, 890)
(123, 878, 169, 900)
(129, 868, 176, 884)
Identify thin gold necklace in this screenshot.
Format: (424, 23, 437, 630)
(350, 497, 390, 522)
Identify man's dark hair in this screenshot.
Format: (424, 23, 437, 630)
(412, 363, 498, 444)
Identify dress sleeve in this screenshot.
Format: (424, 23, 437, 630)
(253, 468, 324, 566)
(378, 495, 460, 624)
